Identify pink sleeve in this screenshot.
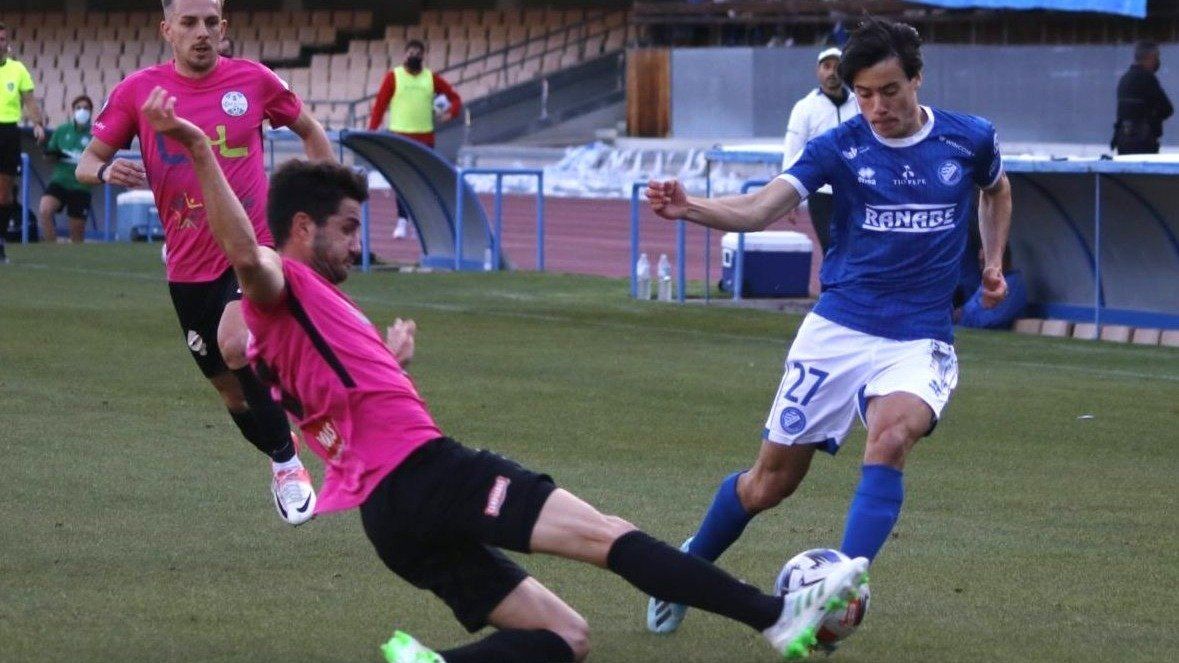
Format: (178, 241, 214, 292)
(260, 65, 303, 128)
(92, 80, 138, 150)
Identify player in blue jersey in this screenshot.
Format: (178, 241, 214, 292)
(644, 17, 1012, 645)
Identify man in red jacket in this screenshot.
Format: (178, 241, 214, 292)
(368, 40, 462, 148)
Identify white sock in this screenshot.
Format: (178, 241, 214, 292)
(272, 455, 304, 474)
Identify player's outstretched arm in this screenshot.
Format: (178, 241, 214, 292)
(646, 178, 800, 232)
(978, 172, 1012, 308)
(141, 86, 285, 304)
(289, 107, 336, 162)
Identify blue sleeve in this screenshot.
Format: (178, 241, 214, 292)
(972, 119, 1003, 189)
(780, 134, 832, 199)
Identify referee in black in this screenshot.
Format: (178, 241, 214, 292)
(1112, 41, 1173, 155)
(0, 21, 45, 262)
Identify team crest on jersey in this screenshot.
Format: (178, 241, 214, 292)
(5, 82, 13, 92)
(937, 160, 963, 186)
(856, 167, 876, 185)
(221, 91, 248, 117)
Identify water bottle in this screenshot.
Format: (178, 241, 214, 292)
(483, 247, 494, 272)
(635, 253, 651, 300)
(657, 253, 673, 301)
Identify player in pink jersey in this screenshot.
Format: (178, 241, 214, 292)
(77, 0, 335, 525)
(141, 86, 870, 662)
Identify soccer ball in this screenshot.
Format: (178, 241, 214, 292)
(774, 548, 870, 646)
(432, 94, 451, 119)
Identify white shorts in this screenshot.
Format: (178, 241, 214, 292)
(763, 313, 958, 454)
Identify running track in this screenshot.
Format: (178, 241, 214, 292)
(367, 191, 824, 295)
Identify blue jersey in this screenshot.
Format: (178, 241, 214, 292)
(780, 106, 1002, 343)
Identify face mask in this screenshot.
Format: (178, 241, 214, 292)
(405, 56, 423, 69)
(74, 108, 91, 125)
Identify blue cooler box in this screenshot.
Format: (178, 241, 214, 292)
(115, 189, 164, 241)
(721, 231, 812, 297)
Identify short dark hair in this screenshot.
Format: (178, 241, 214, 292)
(267, 160, 369, 248)
(839, 18, 923, 85)
(71, 95, 93, 109)
(406, 39, 426, 52)
(162, 0, 224, 16)
(1134, 40, 1159, 62)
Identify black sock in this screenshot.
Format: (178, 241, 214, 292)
(227, 408, 292, 462)
(606, 530, 784, 632)
(230, 367, 294, 462)
(437, 629, 575, 663)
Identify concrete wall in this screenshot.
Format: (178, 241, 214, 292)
(671, 44, 1179, 146)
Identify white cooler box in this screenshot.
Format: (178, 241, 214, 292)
(721, 231, 812, 298)
(115, 189, 164, 241)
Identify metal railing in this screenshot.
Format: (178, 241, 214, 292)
(456, 168, 545, 272)
(729, 179, 771, 302)
(629, 180, 688, 304)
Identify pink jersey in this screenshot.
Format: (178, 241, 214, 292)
(242, 257, 442, 514)
(93, 58, 302, 283)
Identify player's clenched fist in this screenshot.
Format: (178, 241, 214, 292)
(646, 179, 690, 221)
(980, 266, 1008, 309)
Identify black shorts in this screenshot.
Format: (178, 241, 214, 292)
(0, 123, 19, 176)
(44, 182, 92, 218)
(359, 437, 557, 632)
(167, 268, 243, 378)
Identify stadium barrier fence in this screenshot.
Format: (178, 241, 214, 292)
(456, 167, 545, 272)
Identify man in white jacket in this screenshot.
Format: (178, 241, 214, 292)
(782, 47, 860, 253)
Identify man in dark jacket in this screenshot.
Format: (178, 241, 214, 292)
(1113, 41, 1173, 155)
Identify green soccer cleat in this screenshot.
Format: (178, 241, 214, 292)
(380, 630, 445, 663)
(763, 557, 870, 660)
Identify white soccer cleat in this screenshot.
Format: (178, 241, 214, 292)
(763, 556, 870, 660)
(272, 465, 316, 526)
(646, 537, 694, 633)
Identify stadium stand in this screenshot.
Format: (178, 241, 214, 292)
(634, 0, 1179, 47)
(2, 7, 632, 131)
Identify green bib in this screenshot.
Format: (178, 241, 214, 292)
(47, 121, 93, 191)
(389, 66, 435, 134)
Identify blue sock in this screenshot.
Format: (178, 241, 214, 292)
(840, 464, 904, 562)
(686, 471, 753, 562)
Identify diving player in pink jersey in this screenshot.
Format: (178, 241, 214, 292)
(77, 0, 335, 525)
(140, 86, 870, 662)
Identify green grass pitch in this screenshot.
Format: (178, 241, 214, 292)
(2, 243, 1177, 662)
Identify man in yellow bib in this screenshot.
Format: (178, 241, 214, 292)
(0, 21, 45, 262)
(367, 40, 462, 149)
